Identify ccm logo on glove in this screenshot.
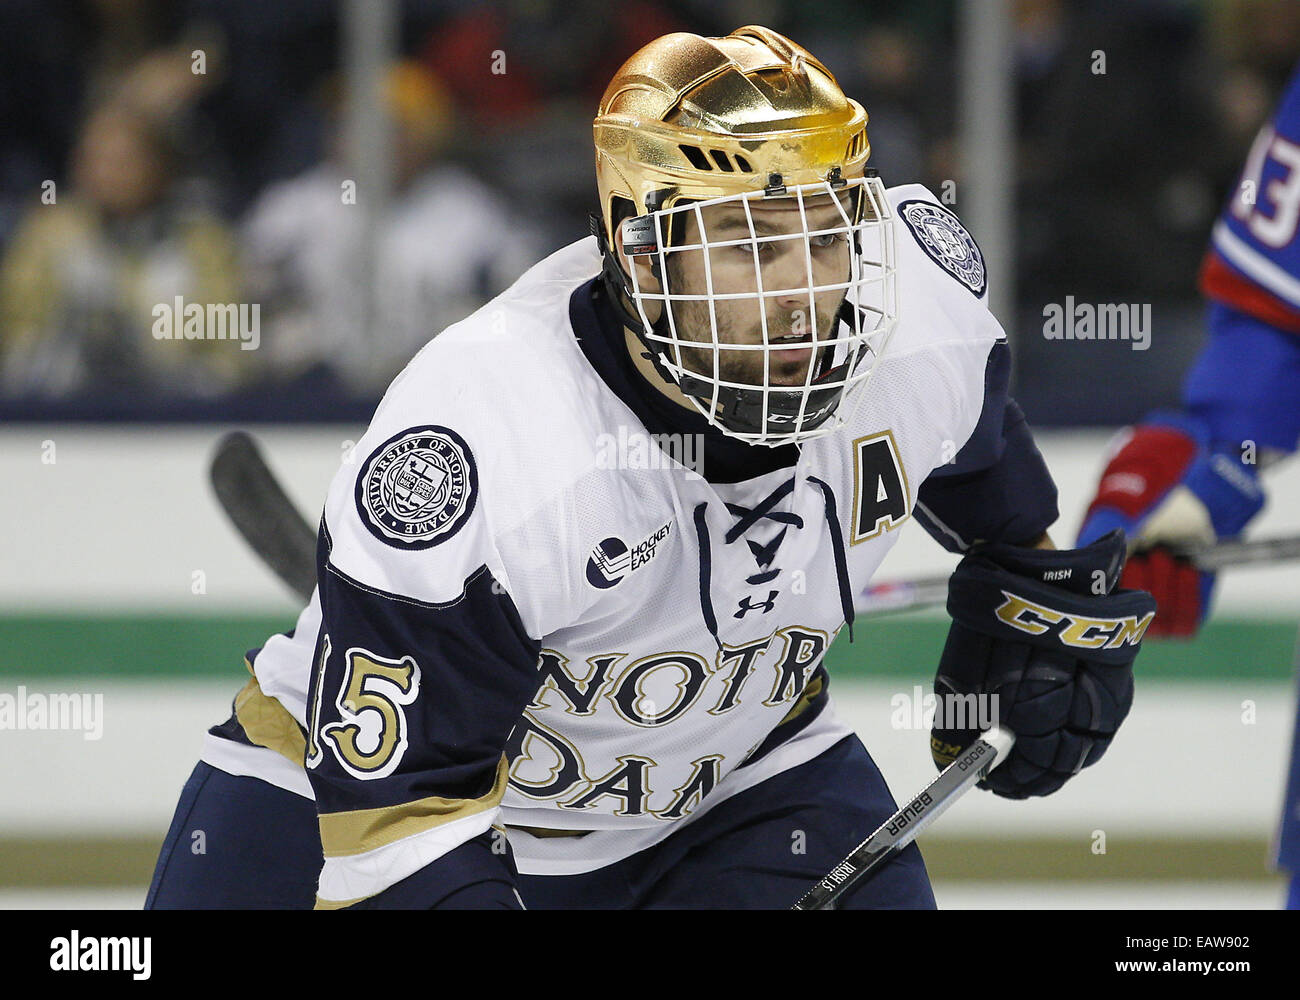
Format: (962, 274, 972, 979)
(994, 591, 1155, 649)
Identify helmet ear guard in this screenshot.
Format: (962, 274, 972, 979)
(590, 208, 677, 391)
(590, 198, 692, 399)
(618, 214, 659, 257)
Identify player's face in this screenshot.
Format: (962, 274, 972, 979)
(663, 192, 854, 388)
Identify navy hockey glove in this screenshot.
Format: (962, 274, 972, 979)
(930, 529, 1156, 799)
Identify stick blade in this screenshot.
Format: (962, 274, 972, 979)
(209, 430, 318, 601)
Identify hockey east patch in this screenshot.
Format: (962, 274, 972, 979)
(356, 425, 477, 549)
(586, 520, 673, 589)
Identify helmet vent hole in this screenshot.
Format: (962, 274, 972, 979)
(708, 149, 734, 172)
(678, 144, 713, 171)
(734, 153, 753, 173)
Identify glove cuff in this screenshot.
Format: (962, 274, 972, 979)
(972, 528, 1127, 597)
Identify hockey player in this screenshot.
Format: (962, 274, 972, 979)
(148, 25, 1155, 909)
(1077, 62, 1300, 908)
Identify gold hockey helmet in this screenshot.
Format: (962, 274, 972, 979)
(594, 24, 871, 248)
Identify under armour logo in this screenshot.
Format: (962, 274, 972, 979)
(735, 590, 780, 619)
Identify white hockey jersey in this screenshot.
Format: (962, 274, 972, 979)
(202, 184, 1007, 906)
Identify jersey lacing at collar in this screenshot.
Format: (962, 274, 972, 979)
(691, 476, 856, 651)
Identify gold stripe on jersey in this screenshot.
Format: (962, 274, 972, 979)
(777, 673, 825, 726)
(234, 671, 307, 767)
(314, 894, 367, 911)
(317, 754, 510, 858)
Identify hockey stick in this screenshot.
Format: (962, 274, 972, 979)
(857, 533, 1300, 617)
(209, 430, 319, 601)
(791, 725, 1016, 910)
(1189, 533, 1300, 570)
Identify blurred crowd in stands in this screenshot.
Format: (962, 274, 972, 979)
(0, 0, 1297, 423)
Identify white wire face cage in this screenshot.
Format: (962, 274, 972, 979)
(622, 174, 898, 447)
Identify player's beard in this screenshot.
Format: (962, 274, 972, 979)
(665, 293, 842, 389)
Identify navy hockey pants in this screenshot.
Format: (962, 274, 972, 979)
(146, 734, 935, 909)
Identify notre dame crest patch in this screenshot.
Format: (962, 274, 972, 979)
(356, 426, 477, 549)
(898, 199, 987, 297)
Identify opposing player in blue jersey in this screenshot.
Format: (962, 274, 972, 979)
(1078, 62, 1300, 908)
(148, 25, 1155, 909)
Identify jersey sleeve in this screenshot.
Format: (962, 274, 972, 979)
(305, 411, 544, 908)
(883, 183, 1060, 551)
(1182, 62, 1300, 459)
(914, 341, 1059, 550)
(1181, 301, 1300, 460)
(1200, 61, 1300, 333)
